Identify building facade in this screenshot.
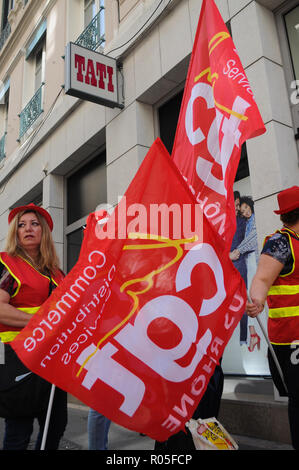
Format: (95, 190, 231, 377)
(0, 0, 298, 379)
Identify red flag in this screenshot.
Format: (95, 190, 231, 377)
(172, 0, 266, 246)
(12, 138, 246, 441)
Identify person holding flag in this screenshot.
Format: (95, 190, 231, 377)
(0, 204, 67, 450)
(246, 186, 299, 450)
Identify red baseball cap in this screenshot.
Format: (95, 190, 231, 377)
(8, 203, 53, 231)
(274, 186, 299, 215)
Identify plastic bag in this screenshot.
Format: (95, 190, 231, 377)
(186, 417, 238, 450)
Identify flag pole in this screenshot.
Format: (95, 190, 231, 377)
(40, 384, 56, 450)
(255, 315, 288, 395)
(247, 295, 288, 395)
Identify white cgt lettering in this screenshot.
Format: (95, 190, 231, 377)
(185, 83, 214, 145)
(185, 83, 251, 197)
(115, 295, 212, 382)
(76, 343, 145, 417)
(175, 244, 226, 316)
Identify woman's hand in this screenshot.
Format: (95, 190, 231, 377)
(0, 289, 32, 327)
(246, 299, 264, 318)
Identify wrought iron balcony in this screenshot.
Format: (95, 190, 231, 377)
(75, 7, 105, 51)
(18, 83, 44, 140)
(0, 132, 6, 161)
(0, 22, 11, 52)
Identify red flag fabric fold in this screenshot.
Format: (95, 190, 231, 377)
(12, 139, 246, 441)
(172, 0, 266, 247)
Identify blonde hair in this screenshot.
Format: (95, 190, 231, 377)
(5, 210, 61, 275)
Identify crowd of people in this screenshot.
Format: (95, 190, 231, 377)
(0, 184, 298, 450)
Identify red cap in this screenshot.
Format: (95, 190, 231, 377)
(274, 186, 299, 215)
(8, 203, 53, 231)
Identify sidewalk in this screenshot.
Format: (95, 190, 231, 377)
(0, 401, 293, 450)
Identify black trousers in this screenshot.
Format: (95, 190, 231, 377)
(3, 387, 67, 450)
(268, 344, 299, 450)
(1, 345, 67, 450)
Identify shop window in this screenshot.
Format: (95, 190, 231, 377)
(67, 151, 107, 225)
(66, 150, 107, 271)
(158, 90, 183, 155)
(284, 4, 299, 84)
(67, 228, 84, 272)
(277, 1, 299, 143)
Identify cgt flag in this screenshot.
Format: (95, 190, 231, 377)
(11, 138, 246, 442)
(172, 0, 266, 247)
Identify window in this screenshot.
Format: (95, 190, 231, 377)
(0, 0, 12, 51)
(67, 228, 84, 272)
(19, 23, 46, 139)
(34, 45, 43, 92)
(74, 0, 105, 50)
(66, 150, 107, 271)
(67, 151, 107, 225)
(2, 0, 10, 29)
(284, 5, 299, 84)
(158, 90, 183, 155)
(84, 0, 105, 27)
(276, 1, 299, 144)
(84, 0, 96, 27)
(0, 79, 9, 160)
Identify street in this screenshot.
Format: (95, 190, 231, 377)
(0, 402, 293, 451)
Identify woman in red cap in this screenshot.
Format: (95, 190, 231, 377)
(0, 204, 67, 450)
(246, 186, 299, 449)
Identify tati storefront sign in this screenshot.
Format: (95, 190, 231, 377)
(65, 42, 123, 108)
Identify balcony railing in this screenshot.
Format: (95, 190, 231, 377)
(0, 132, 6, 161)
(75, 7, 105, 51)
(0, 22, 11, 52)
(18, 83, 44, 140)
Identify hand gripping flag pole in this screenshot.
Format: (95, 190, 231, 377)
(40, 384, 56, 450)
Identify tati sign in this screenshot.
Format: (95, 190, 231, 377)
(64, 42, 123, 108)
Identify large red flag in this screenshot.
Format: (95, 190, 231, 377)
(172, 0, 266, 246)
(11, 0, 264, 442)
(12, 139, 246, 441)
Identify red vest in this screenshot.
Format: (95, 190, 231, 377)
(0, 253, 64, 343)
(266, 228, 299, 345)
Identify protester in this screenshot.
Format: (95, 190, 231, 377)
(88, 409, 111, 450)
(0, 203, 67, 450)
(246, 186, 299, 449)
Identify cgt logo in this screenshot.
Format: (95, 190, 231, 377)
(75, 241, 238, 419)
